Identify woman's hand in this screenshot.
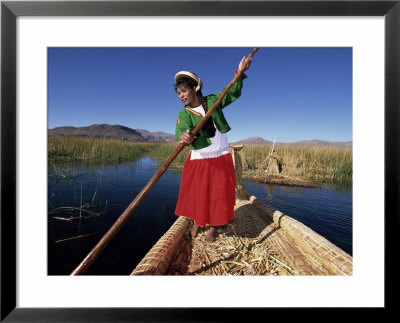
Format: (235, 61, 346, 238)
(180, 130, 195, 145)
(238, 56, 252, 73)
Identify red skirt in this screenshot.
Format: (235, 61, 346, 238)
(175, 152, 235, 227)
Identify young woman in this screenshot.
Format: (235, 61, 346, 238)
(174, 56, 252, 242)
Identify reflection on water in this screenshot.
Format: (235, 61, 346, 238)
(48, 157, 181, 275)
(244, 180, 353, 256)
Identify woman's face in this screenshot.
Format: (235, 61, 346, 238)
(176, 84, 199, 107)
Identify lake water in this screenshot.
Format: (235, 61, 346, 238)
(244, 180, 352, 256)
(48, 156, 352, 275)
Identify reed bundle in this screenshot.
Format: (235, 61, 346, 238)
(251, 197, 353, 275)
(131, 216, 190, 275)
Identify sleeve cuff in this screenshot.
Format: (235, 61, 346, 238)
(235, 70, 248, 79)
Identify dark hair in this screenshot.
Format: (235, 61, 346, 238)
(174, 77, 197, 91)
(174, 78, 216, 138)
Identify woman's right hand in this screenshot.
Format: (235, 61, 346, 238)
(180, 130, 195, 145)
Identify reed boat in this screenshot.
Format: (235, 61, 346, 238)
(131, 145, 353, 276)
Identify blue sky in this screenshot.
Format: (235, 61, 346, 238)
(48, 47, 352, 143)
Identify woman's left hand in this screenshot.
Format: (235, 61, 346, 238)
(238, 56, 252, 73)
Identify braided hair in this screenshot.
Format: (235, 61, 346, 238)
(175, 78, 216, 138)
(196, 90, 216, 138)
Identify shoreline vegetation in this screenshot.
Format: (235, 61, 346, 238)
(48, 136, 352, 185)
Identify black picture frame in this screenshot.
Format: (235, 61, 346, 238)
(1, 0, 398, 321)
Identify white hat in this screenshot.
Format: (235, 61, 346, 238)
(174, 71, 203, 91)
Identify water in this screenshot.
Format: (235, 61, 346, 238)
(48, 157, 181, 275)
(244, 180, 353, 256)
(48, 157, 352, 275)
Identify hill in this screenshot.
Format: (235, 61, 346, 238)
(289, 139, 352, 149)
(234, 136, 273, 145)
(48, 125, 352, 148)
(233, 137, 352, 148)
(48, 124, 175, 142)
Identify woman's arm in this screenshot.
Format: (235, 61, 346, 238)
(175, 112, 195, 145)
(206, 56, 252, 109)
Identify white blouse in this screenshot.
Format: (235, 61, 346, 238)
(189, 105, 230, 160)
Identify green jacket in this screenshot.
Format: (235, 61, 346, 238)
(175, 77, 244, 150)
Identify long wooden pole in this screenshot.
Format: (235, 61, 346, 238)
(71, 48, 259, 275)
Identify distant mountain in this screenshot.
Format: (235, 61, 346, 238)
(48, 125, 352, 148)
(233, 137, 352, 148)
(48, 124, 175, 143)
(135, 129, 176, 142)
(150, 131, 176, 142)
(289, 139, 352, 149)
(234, 136, 273, 145)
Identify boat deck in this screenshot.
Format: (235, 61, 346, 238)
(183, 199, 333, 275)
(167, 192, 347, 275)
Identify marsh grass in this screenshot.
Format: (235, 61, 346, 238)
(48, 183, 108, 221)
(48, 136, 352, 182)
(48, 136, 159, 162)
(48, 136, 190, 168)
(49, 186, 108, 244)
(241, 144, 352, 182)
(147, 142, 190, 168)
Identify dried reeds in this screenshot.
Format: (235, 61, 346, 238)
(241, 144, 352, 182)
(187, 223, 296, 276)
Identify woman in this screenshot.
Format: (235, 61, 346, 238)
(174, 56, 251, 242)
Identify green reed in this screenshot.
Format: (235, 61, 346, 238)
(147, 142, 190, 168)
(48, 136, 351, 182)
(48, 136, 160, 162)
(48, 184, 107, 221)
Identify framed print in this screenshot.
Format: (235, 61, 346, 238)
(1, 0, 399, 321)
